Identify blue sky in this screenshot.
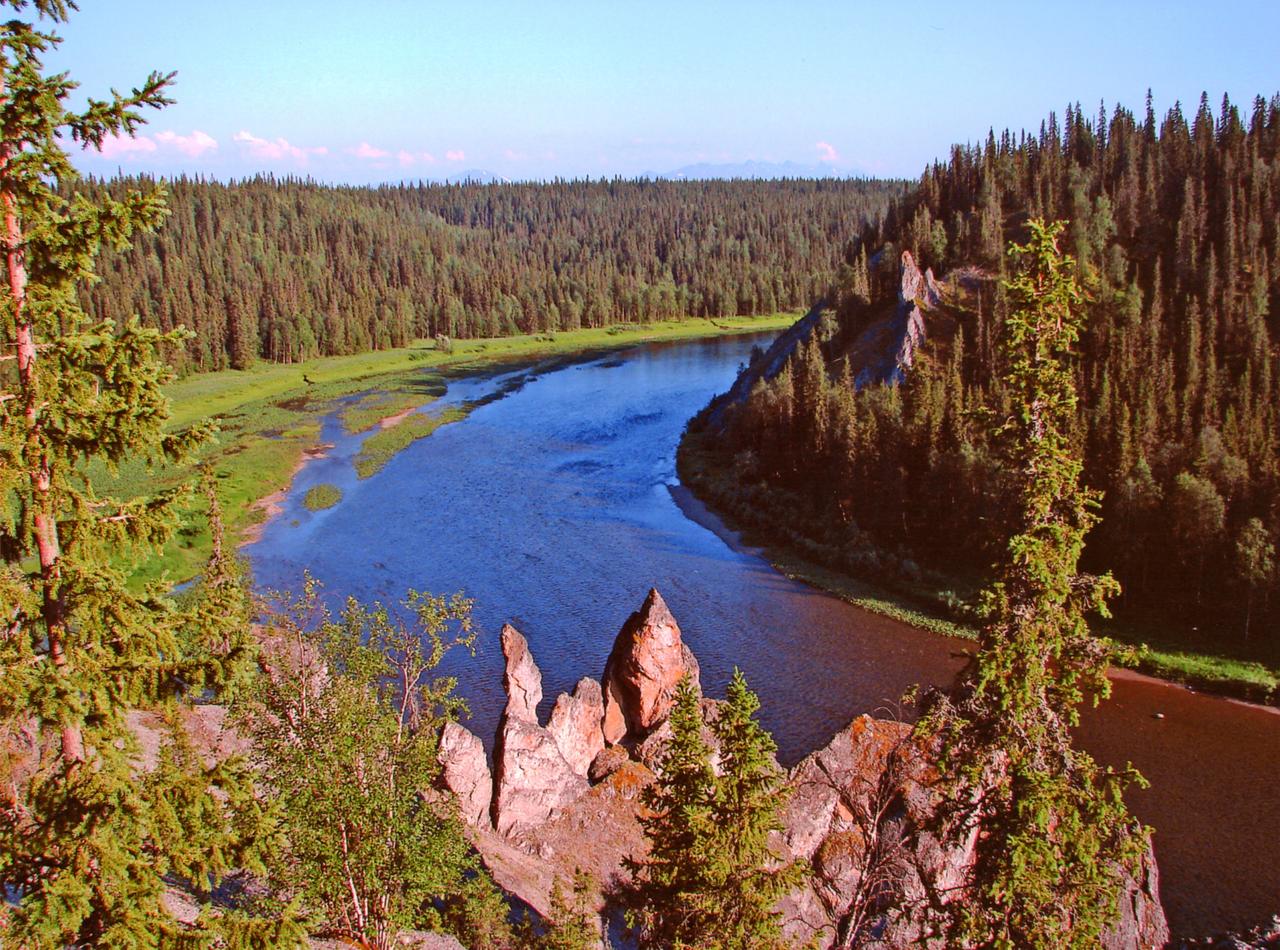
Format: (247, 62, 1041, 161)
(49, 0, 1280, 184)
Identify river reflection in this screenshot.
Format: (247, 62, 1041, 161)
(247, 333, 1279, 937)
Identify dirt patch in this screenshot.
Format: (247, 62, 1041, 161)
(238, 442, 333, 548)
(378, 405, 419, 430)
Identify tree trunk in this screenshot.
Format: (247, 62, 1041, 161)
(1, 70, 83, 765)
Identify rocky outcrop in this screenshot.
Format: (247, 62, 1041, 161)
(854, 250, 937, 388)
(500, 622, 542, 723)
(702, 301, 826, 427)
(491, 624, 586, 836)
(601, 588, 700, 745)
(546, 677, 606, 778)
(492, 716, 588, 836)
(464, 595, 1168, 950)
(776, 715, 1169, 950)
(437, 721, 492, 828)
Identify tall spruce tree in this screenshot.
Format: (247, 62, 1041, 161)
(0, 3, 277, 945)
(922, 220, 1148, 948)
(624, 676, 718, 946)
(704, 669, 805, 949)
(625, 672, 800, 949)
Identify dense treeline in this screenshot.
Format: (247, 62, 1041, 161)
(80, 176, 903, 373)
(699, 92, 1280, 653)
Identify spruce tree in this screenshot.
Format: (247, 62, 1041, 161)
(0, 3, 276, 944)
(922, 220, 1148, 948)
(624, 676, 718, 946)
(704, 669, 804, 950)
(626, 673, 800, 949)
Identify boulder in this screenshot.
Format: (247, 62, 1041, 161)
(437, 721, 492, 828)
(500, 623, 542, 723)
(777, 715, 1169, 950)
(546, 677, 606, 778)
(492, 716, 588, 837)
(588, 745, 630, 783)
(601, 588, 700, 745)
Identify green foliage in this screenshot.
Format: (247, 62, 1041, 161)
(1235, 517, 1276, 640)
(0, 5, 281, 945)
(80, 176, 905, 373)
(354, 405, 468, 479)
(698, 91, 1280, 684)
(625, 672, 802, 949)
(237, 578, 504, 950)
(538, 868, 600, 950)
(921, 221, 1148, 949)
(301, 482, 342, 511)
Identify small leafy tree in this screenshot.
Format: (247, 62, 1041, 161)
(1234, 517, 1275, 641)
(921, 220, 1148, 948)
(0, 3, 277, 945)
(240, 580, 503, 950)
(626, 671, 801, 949)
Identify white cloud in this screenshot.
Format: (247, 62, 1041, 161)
(503, 148, 528, 162)
(445, 149, 465, 162)
(816, 141, 839, 163)
(155, 129, 218, 158)
(98, 133, 157, 159)
(233, 130, 327, 162)
(395, 149, 438, 167)
(350, 141, 389, 161)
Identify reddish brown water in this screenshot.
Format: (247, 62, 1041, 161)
(248, 334, 1279, 937)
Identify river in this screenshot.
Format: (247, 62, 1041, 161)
(246, 332, 1279, 938)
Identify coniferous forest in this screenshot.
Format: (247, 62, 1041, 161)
(692, 93, 1280, 660)
(80, 176, 903, 372)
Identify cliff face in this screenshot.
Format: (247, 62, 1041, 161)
(701, 250, 949, 434)
(439, 592, 1170, 949)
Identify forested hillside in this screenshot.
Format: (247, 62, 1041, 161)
(692, 92, 1280, 660)
(80, 176, 903, 373)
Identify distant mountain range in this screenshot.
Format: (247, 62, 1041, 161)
(418, 161, 874, 185)
(660, 160, 870, 180)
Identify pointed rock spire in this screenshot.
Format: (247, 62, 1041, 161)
(501, 622, 542, 723)
(601, 588, 700, 745)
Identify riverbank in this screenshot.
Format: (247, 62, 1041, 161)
(96, 315, 797, 588)
(675, 430, 1280, 707)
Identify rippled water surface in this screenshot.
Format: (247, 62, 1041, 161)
(247, 334, 1279, 936)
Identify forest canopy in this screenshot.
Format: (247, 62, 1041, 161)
(80, 176, 904, 372)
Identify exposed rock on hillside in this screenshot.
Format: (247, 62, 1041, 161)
(601, 587, 701, 745)
(704, 301, 826, 427)
(491, 624, 586, 836)
(775, 715, 1168, 948)
(500, 622, 542, 723)
(699, 251, 951, 436)
(852, 250, 937, 388)
(451, 591, 1169, 950)
(437, 721, 492, 829)
(547, 677, 606, 777)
